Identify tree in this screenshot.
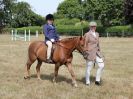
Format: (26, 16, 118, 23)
(56, 0, 124, 26)
(0, 0, 17, 33)
(7, 1, 44, 27)
(85, 0, 124, 26)
(0, 0, 4, 27)
(57, 0, 84, 19)
(11, 2, 32, 27)
(2, 0, 16, 26)
(30, 12, 44, 26)
(124, 0, 133, 24)
(0, 0, 44, 28)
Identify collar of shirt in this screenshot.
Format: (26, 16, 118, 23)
(47, 24, 54, 29)
(90, 30, 96, 37)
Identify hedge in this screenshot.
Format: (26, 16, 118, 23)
(105, 25, 133, 37)
(1, 26, 42, 34)
(55, 18, 80, 25)
(15, 26, 42, 35)
(57, 25, 83, 35)
(1, 25, 133, 37)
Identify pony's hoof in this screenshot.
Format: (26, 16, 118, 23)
(52, 78, 56, 83)
(73, 83, 78, 87)
(24, 76, 30, 80)
(72, 81, 78, 87)
(52, 79, 57, 85)
(53, 80, 56, 83)
(53, 82, 57, 85)
(38, 78, 42, 81)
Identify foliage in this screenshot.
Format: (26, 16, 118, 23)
(105, 25, 133, 37)
(2, 25, 133, 37)
(11, 2, 44, 28)
(56, 0, 124, 26)
(56, 25, 83, 35)
(124, 0, 133, 24)
(15, 26, 42, 34)
(1, 26, 42, 34)
(0, 0, 44, 28)
(0, 0, 17, 27)
(55, 18, 80, 25)
(57, 0, 83, 19)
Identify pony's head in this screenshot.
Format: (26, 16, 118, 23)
(75, 36, 86, 54)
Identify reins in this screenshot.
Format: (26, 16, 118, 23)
(55, 37, 79, 51)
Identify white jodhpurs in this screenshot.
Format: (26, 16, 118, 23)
(85, 56, 104, 84)
(46, 41, 52, 59)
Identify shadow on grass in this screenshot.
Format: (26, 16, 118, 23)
(77, 76, 96, 84)
(30, 74, 96, 84)
(30, 73, 72, 84)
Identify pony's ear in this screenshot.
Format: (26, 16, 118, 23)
(80, 36, 83, 40)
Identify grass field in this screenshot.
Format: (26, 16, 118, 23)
(0, 34, 133, 99)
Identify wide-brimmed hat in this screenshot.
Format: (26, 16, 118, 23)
(89, 21, 97, 27)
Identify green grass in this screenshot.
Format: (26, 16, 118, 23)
(0, 35, 133, 99)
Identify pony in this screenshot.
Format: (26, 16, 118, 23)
(24, 36, 85, 87)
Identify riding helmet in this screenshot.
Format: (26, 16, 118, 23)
(46, 14, 54, 21)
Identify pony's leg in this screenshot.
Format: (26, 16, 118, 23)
(36, 60, 42, 80)
(66, 63, 77, 87)
(53, 64, 60, 83)
(24, 59, 34, 79)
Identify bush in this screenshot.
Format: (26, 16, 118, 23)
(2, 24, 133, 37)
(15, 26, 42, 35)
(75, 21, 89, 27)
(82, 26, 107, 36)
(106, 25, 133, 37)
(96, 26, 107, 37)
(57, 25, 83, 36)
(55, 18, 80, 25)
(2, 26, 42, 34)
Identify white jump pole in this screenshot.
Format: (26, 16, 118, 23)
(122, 30, 124, 37)
(107, 32, 109, 38)
(82, 29, 83, 36)
(15, 29, 17, 41)
(11, 30, 14, 40)
(24, 30, 26, 41)
(28, 29, 30, 41)
(36, 30, 38, 38)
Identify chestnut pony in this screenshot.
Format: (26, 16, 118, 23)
(24, 36, 85, 87)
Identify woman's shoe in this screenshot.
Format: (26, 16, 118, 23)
(95, 81, 101, 86)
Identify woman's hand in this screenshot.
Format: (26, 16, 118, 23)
(82, 51, 89, 59)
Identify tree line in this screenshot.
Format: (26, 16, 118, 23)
(56, 0, 133, 26)
(0, 0, 133, 29)
(0, 0, 44, 28)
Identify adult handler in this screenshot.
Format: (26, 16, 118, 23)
(83, 21, 105, 86)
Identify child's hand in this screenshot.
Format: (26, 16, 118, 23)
(51, 39, 55, 42)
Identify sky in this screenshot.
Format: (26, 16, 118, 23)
(18, 0, 64, 17)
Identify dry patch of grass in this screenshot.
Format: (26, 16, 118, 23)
(0, 35, 133, 99)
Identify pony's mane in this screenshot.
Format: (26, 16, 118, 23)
(61, 37, 78, 42)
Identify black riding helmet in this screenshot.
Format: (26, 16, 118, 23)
(46, 14, 54, 21)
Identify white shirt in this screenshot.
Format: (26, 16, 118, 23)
(90, 30, 96, 37)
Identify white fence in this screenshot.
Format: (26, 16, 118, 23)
(11, 29, 39, 41)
